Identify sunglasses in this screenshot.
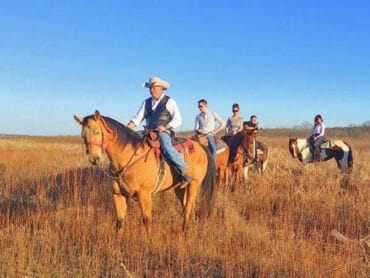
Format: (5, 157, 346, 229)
(233, 109, 239, 112)
(198, 105, 204, 108)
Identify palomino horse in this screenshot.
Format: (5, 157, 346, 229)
(240, 131, 269, 179)
(74, 111, 217, 234)
(288, 137, 353, 172)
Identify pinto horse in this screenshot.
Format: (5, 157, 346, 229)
(226, 131, 269, 184)
(288, 137, 353, 172)
(74, 111, 216, 234)
(239, 131, 269, 179)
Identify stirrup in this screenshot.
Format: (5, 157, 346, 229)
(179, 173, 192, 189)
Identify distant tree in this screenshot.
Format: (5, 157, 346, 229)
(362, 120, 370, 126)
(293, 121, 311, 129)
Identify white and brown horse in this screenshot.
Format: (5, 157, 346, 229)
(227, 131, 269, 183)
(288, 137, 353, 172)
(240, 131, 269, 179)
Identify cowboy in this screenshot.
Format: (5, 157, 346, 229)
(127, 76, 192, 184)
(194, 99, 226, 161)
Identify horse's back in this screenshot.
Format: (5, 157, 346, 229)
(321, 139, 351, 151)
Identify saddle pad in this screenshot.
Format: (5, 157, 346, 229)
(216, 144, 226, 154)
(173, 138, 195, 155)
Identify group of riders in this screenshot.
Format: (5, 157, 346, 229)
(127, 76, 325, 185)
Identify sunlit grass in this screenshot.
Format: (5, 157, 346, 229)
(0, 136, 369, 276)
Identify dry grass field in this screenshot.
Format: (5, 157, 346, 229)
(0, 134, 369, 277)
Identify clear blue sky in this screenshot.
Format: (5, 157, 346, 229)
(1, 1, 369, 135)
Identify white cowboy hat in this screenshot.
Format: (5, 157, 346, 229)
(142, 76, 170, 90)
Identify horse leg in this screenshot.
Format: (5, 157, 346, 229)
(261, 157, 268, 173)
(235, 166, 243, 188)
(225, 167, 232, 188)
(219, 168, 226, 188)
(182, 185, 198, 232)
(243, 165, 249, 180)
(138, 191, 153, 234)
(112, 181, 128, 236)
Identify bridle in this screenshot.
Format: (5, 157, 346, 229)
(84, 116, 153, 178)
(85, 116, 113, 152)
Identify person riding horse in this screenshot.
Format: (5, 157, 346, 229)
(194, 99, 226, 161)
(224, 103, 243, 163)
(243, 115, 259, 162)
(309, 114, 325, 162)
(127, 76, 192, 184)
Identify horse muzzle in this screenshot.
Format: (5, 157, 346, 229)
(89, 155, 101, 165)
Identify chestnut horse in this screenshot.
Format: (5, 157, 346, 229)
(288, 137, 353, 172)
(192, 135, 231, 188)
(74, 111, 216, 234)
(215, 138, 231, 188)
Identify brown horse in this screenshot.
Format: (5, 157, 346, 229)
(229, 144, 245, 187)
(239, 131, 269, 179)
(74, 111, 216, 234)
(192, 135, 231, 188)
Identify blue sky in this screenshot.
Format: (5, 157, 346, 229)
(1, 1, 369, 135)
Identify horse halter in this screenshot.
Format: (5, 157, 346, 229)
(85, 116, 113, 153)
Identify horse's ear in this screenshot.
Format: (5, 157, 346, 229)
(74, 115, 83, 124)
(94, 110, 101, 121)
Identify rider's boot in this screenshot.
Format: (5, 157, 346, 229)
(180, 168, 193, 188)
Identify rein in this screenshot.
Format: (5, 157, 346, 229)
(114, 141, 151, 177)
(99, 141, 153, 180)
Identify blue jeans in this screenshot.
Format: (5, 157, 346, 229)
(158, 131, 188, 172)
(310, 135, 325, 148)
(206, 134, 217, 161)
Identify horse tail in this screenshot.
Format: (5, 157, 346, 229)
(347, 147, 353, 173)
(198, 145, 217, 217)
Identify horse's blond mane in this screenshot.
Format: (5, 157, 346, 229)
(84, 115, 143, 147)
(104, 117, 143, 147)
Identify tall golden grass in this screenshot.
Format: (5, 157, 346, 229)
(0, 135, 369, 277)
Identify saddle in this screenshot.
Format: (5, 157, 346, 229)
(145, 131, 195, 155)
(191, 134, 227, 154)
(144, 131, 196, 191)
(309, 139, 337, 154)
(319, 139, 337, 150)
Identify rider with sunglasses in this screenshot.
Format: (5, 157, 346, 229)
(224, 103, 244, 162)
(194, 99, 225, 161)
(226, 103, 244, 137)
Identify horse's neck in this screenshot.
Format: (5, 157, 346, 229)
(297, 138, 308, 151)
(108, 137, 148, 169)
(297, 138, 312, 162)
